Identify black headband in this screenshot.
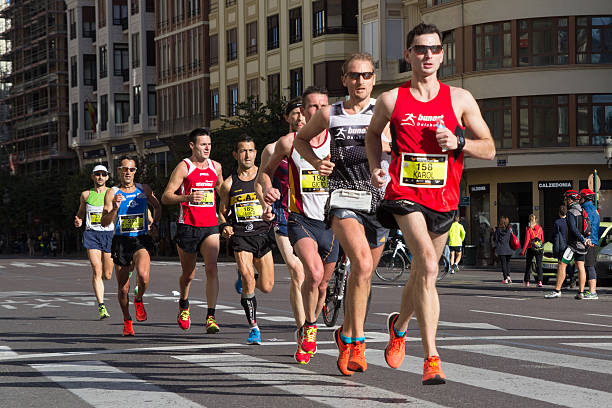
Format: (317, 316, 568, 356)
(285, 101, 302, 116)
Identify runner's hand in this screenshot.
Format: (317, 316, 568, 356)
(262, 206, 276, 221)
(316, 154, 335, 176)
(188, 190, 205, 204)
(370, 168, 386, 189)
(112, 193, 124, 209)
(74, 216, 82, 228)
(222, 225, 234, 239)
(264, 187, 281, 205)
(435, 126, 458, 151)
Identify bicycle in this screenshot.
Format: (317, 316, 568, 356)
(322, 248, 372, 327)
(375, 233, 411, 282)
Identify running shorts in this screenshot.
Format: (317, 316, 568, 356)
(449, 245, 463, 253)
(377, 199, 455, 235)
(561, 247, 586, 265)
(83, 230, 114, 253)
(288, 212, 339, 263)
(111, 235, 155, 266)
(329, 208, 389, 249)
(230, 231, 275, 259)
(175, 223, 219, 253)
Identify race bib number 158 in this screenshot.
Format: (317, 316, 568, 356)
(400, 153, 447, 188)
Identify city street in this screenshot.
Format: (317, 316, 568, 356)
(1, 257, 611, 408)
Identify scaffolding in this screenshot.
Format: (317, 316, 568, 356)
(0, 0, 72, 174)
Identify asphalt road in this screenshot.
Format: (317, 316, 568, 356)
(1, 257, 611, 408)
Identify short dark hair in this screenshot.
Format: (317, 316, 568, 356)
(406, 22, 442, 49)
(188, 127, 210, 144)
(117, 155, 137, 167)
(285, 96, 303, 116)
(234, 133, 255, 152)
(342, 53, 375, 74)
(558, 205, 567, 217)
(302, 86, 328, 102)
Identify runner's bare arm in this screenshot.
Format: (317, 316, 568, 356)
(294, 107, 334, 175)
(101, 188, 118, 227)
(143, 184, 161, 224)
(255, 143, 276, 208)
(161, 161, 190, 205)
(366, 89, 397, 187)
(451, 88, 496, 160)
(257, 135, 292, 205)
(213, 160, 224, 194)
(217, 176, 234, 237)
(74, 190, 88, 227)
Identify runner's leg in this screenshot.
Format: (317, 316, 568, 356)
(294, 237, 323, 323)
(87, 249, 105, 305)
(133, 248, 150, 299)
(276, 232, 305, 326)
(177, 245, 197, 301)
(200, 233, 220, 309)
(102, 251, 113, 280)
(254, 251, 275, 294)
(116, 265, 131, 320)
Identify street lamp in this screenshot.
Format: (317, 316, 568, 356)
(605, 136, 612, 169)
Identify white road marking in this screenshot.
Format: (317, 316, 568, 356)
(36, 262, 63, 267)
(0, 265, 5, 268)
(319, 349, 612, 408)
(587, 313, 612, 318)
(31, 361, 205, 407)
(174, 352, 446, 407)
(56, 261, 89, 266)
(0, 346, 18, 357)
(441, 344, 612, 374)
(476, 295, 528, 301)
(257, 315, 295, 322)
(373, 314, 505, 330)
(563, 343, 612, 351)
(471, 310, 612, 328)
(10, 262, 34, 268)
(1, 305, 16, 309)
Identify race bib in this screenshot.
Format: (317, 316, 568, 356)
(399, 152, 447, 188)
(300, 169, 328, 194)
(119, 213, 145, 233)
(89, 211, 102, 225)
(234, 200, 263, 222)
(189, 187, 215, 207)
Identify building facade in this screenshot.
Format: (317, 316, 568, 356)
(362, 0, 612, 262)
(68, 0, 158, 175)
(0, 0, 72, 175)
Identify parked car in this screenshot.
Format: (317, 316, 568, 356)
(532, 221, 612, 284)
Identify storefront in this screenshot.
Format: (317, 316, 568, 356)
(538, 180, 573, 241)
(497, 182, 532, 250)
(468, 184, 491, 264)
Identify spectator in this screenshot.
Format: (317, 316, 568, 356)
(522, 214, 544, 287)
(494, 216, 513, 284)
(580, 189, 599, 299)
(448, 215, 466, 273)
(552, 205, 575, 287)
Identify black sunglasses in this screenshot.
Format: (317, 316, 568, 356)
(344, 71, 375, 80)
(410, 45, 443, 55)
(93, 172, 108, 177)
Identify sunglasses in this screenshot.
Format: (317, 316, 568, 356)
(93, 172, 108, 177)
(344, 71, 375, 80)
(120, 167, 137, 173)
(410, 45, 443, 55)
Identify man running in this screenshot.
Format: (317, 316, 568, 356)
(74, 165, 115, 319)
(219, 134, 275, 345)
(161, 128, 224, 333)
(293, 55, 390, 376)
(365, 23, 495, 384)
(101, 156, 161, 336)
(256, 97, 308, 362)
(261, 86, 338, 363)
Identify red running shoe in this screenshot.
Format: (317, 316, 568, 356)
(122, 319, 134, 336)
(333, 327, 354, 376)
(134, 299, 147, 322)
(177, 307, 190, 330)
(301, 325, 317, 354)
(348, 341, 367, 372)
(422, 356, 446, 385)
(384, 312, 407, 369)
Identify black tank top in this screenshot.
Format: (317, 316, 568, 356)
(228, 170, 270, 235)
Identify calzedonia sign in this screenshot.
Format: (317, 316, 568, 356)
(538, 181, 572, 190)
(469, 184, 489, 193)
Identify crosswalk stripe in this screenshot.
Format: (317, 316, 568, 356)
(36, 262, 62, 267)
(0, 346, 18, 357)
(0, 265, 5, 268)
(174, 352, 446, 407)
(587, 313, 612, 318)
(257, 315, 295, 322)
(441, 344, 612, 375)
(56, 261, 88, 266)
(31, 361, 205, 407)
(563, 342, 612, 351)
(318, 349, 612, 408)
(10, 262, 34, 268)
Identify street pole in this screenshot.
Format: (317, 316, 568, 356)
(594, 169, 598, 210)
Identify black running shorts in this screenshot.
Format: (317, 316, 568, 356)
(230, 231, 275, 259)
(175, 223, 219, 253)
(377, 199, 455, 235)
(111, 235, 155, 266)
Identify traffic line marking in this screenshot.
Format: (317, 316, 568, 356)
(476, 295, 528, 301)
(173, 352, 446, 407)
(471, 310, 612, 328)
(36, 262, 63, 267)
(10, 262, 34, 268)
(56, 261, 89, 266)
(0, 346, 18, 357)
(562, 343, 612, 351)
(587, 313, 612, 318)
(31, 361, 205, 407)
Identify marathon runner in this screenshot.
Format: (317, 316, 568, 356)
(218, 134, 275, 345)
(101, 156, 161, 336)
(365, 23, 495, 384)
(74, 164, 115, 319)
(161, 128, 224, 333)
(256, 97, 308, 362)
(293, 54, 390, 376)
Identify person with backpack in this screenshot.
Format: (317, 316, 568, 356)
(522, 214, 544, 287)
(545, 190, 592, 299)
(579, 189, 599, 299)
(494, 215, 514, 284)
(551, 205, 576, 288)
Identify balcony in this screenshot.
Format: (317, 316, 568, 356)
(148, 116, 157, 129)
(115, 122, 128, 138)
(84, 130, 97, 141)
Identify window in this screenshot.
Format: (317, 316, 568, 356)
(439, 30, 456, 78)
(246, 21, 257, 56)
(209, 0, 218, 13)
(99, 45, 108, 78)
(267, 73, 280, 101)
(362, 20, 380, 69)
(187, 0, 199, 16)
(577, 16, 612, 64)
(519, 95, 569, 147)
(132, 33, 140, 68)
(267, 15, 279, 50)
(289, 68, 303, 99)
(69, 9, 76, 40)
(247, 78, 259, 106)
(70, 56, 77, 87)
(386, 19, 403, 69)
(289, 7, 302, 44)
(115, 93, 130, 123)
(100, 94, 108, 131)
(72, 102, 78, 138)
(210, 34, 218, 65)
(82, 7, 96, 39)
(113, 43, 129, 80)
(146, 0, 155, 13)
(113, 0, 128, 29)
(226, 28, 237, 61)
(518, 18, 568, 66)
(146, 31, 155, 66)
(426, 0, 456, 6)
(83, 54, 97, 87)
(147, 85, 156, 116)
(479, 98, 512, 149)
(312, 0, 358, 37)
(84, 101, 97, 131)
(133, 85, 141, 124)
(227, 84, 238, 116)
(98, 0, 106, 28)
(211, 88, 219, 119)
(313, 61, 345, 97)
(226, 0, 236, 6)
(130, 0, 139, 14)
(474, 21, 511, 71)
(577, 94, 612, 146)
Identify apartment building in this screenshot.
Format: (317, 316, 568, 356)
(360, 0, 612, 261)
(68, 0, 158, 175)
(207, 0, 359, 129)
(0, 0, 72, 175)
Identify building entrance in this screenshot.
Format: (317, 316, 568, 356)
(498, 182, 532, 248)
(538, 181, 572, 242)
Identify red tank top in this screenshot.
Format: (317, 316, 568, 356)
(386, 81, 464, 212)
(178, 158, 219, 227)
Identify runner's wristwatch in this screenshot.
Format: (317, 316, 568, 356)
(453, 127, 465, 159)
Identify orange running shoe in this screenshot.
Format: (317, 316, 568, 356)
(422, 356, 446, 385)
(347, 341, 367, 372)
(333, 327, 354, 376)
(301, 325, 318, 354)
(134, 299, 147, 322)
(384, 312, 406, 369)
(294, 346, 312, 365)
(122, 319, 134, 336)
(177, 307, 190, 330)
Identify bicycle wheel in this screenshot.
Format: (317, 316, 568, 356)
(322, 267, 343, 327)
(437, 256, 450, 281)
(375, 249, 406, 282)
